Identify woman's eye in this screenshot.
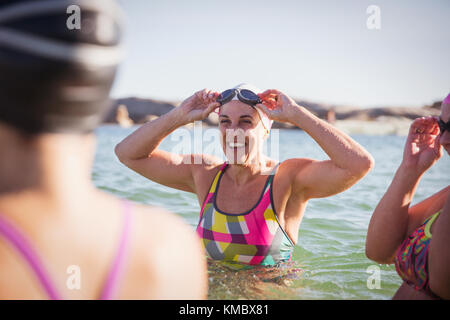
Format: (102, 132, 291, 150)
(241, 120, 252, 124)
(220, 120, 230, 124)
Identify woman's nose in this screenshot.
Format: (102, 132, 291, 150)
(224, 128, 245, 140)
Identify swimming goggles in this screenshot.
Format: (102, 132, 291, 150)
(438, 118, 450, 134)
(216, 88, 262, 106)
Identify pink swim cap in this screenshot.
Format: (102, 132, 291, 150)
(443, 93, 450, 105)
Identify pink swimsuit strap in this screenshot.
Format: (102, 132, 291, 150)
(0, 213, 61, 299)
(99, 200, 133, 299)
(0, 200, 133, 300)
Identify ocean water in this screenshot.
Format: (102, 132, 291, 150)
(93, 124, 449, 300)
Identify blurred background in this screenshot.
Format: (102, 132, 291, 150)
(113, 0, 449, 106)
(107, 0, 450, 134)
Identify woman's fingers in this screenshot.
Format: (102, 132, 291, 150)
(211, 91, 221, 101)
(194, 89, 207, 104)
(259, 91, 279, 109)
(193, 89, 221, 109)
(429, 118, 440, 135)
(202, 89, 212, 101)
(423, 117, 438, 134)
(410, 117, 437, 136)
(260, 89, 282, 96)
(205, 89, 218, 100)
(264, 97, 277, 104)
(259, 91, 280, 102)
(434, 136, 443, 157)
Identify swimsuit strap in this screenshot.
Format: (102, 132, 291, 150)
(266, 162, 281, 187)
(0, 213, 61, 300)
(208, 162, 229, 194)
(200, 161, 281, 218)
(253, 162, 281, 197)
(99, 200, 133, 300)
(0, 199, 133, 300)
(199, 162, 228, 217)
(196, 161, 292, 267)
(212, 162, 280, 195)
(423, 210, 441, 238)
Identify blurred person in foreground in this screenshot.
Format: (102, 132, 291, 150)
(366, 94, 450, 300)
(0, 0, 206, 299)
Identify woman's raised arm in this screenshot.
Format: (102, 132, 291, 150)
(256, 89, 374, 200)
(365, 117, 443, 264)
(114, 89, 221, 193)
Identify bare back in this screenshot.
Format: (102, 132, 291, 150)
(0, 191, 206, 299)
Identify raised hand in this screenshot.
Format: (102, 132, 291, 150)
(254, 89, 300, 123)
(402, 117, 443, 174)
(177, 89, 221, 124)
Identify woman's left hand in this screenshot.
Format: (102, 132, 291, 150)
(255, 89, 301, 123)
(402, 116, 443, 175)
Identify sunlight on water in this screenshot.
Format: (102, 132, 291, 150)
(93, 125, 449, 300)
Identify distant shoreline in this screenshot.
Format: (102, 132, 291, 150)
(105, 96, 441, 136)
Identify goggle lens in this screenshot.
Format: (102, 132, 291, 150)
(240, 89, 259, 100)
(216, 88, 261, 106)
(217, 89, 235, 104)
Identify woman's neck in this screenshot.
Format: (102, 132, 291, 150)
(0, 129, 97, 214)
(225, 155, 273, 186)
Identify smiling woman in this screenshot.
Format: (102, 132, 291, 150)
(115, 82, 375, 270)
(215, 84, 273, 168)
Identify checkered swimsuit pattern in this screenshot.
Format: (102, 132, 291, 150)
(196, 162, 294, 269)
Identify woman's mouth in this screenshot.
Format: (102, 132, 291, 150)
(228, 142, 245, 148)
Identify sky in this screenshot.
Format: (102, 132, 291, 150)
(112, 0, 450, 108)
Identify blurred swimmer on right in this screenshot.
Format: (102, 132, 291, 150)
(366, 93, 450, 300)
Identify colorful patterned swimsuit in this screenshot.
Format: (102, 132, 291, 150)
(394, 211, 442, 298)
(196, 162, 295, 269)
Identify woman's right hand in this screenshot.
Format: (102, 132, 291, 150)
(176, 89, 221, 124)
(401, 116, 443, 175)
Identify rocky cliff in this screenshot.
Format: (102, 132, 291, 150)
(104, 97, 442, 129)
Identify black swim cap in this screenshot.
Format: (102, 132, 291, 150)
(0, 0, 124, 134)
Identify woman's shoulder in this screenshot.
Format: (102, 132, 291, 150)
(278, 157, 316, 169)
(94, 192, 208, 298)
(131, 202, 203, 261)
(120, 202, 207, 299)
(273, 158, 316, 179)
(407, 185, 450, 234)
(191, 157, 226, 189)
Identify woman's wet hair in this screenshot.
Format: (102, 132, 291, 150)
(0, 0, 124, 134)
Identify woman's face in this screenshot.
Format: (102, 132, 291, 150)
(218, 100, 268, 165)
(439, 103, 450, 155)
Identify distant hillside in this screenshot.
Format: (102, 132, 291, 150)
(104, 97, 442, 129)
(104, 97, 176, 123)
